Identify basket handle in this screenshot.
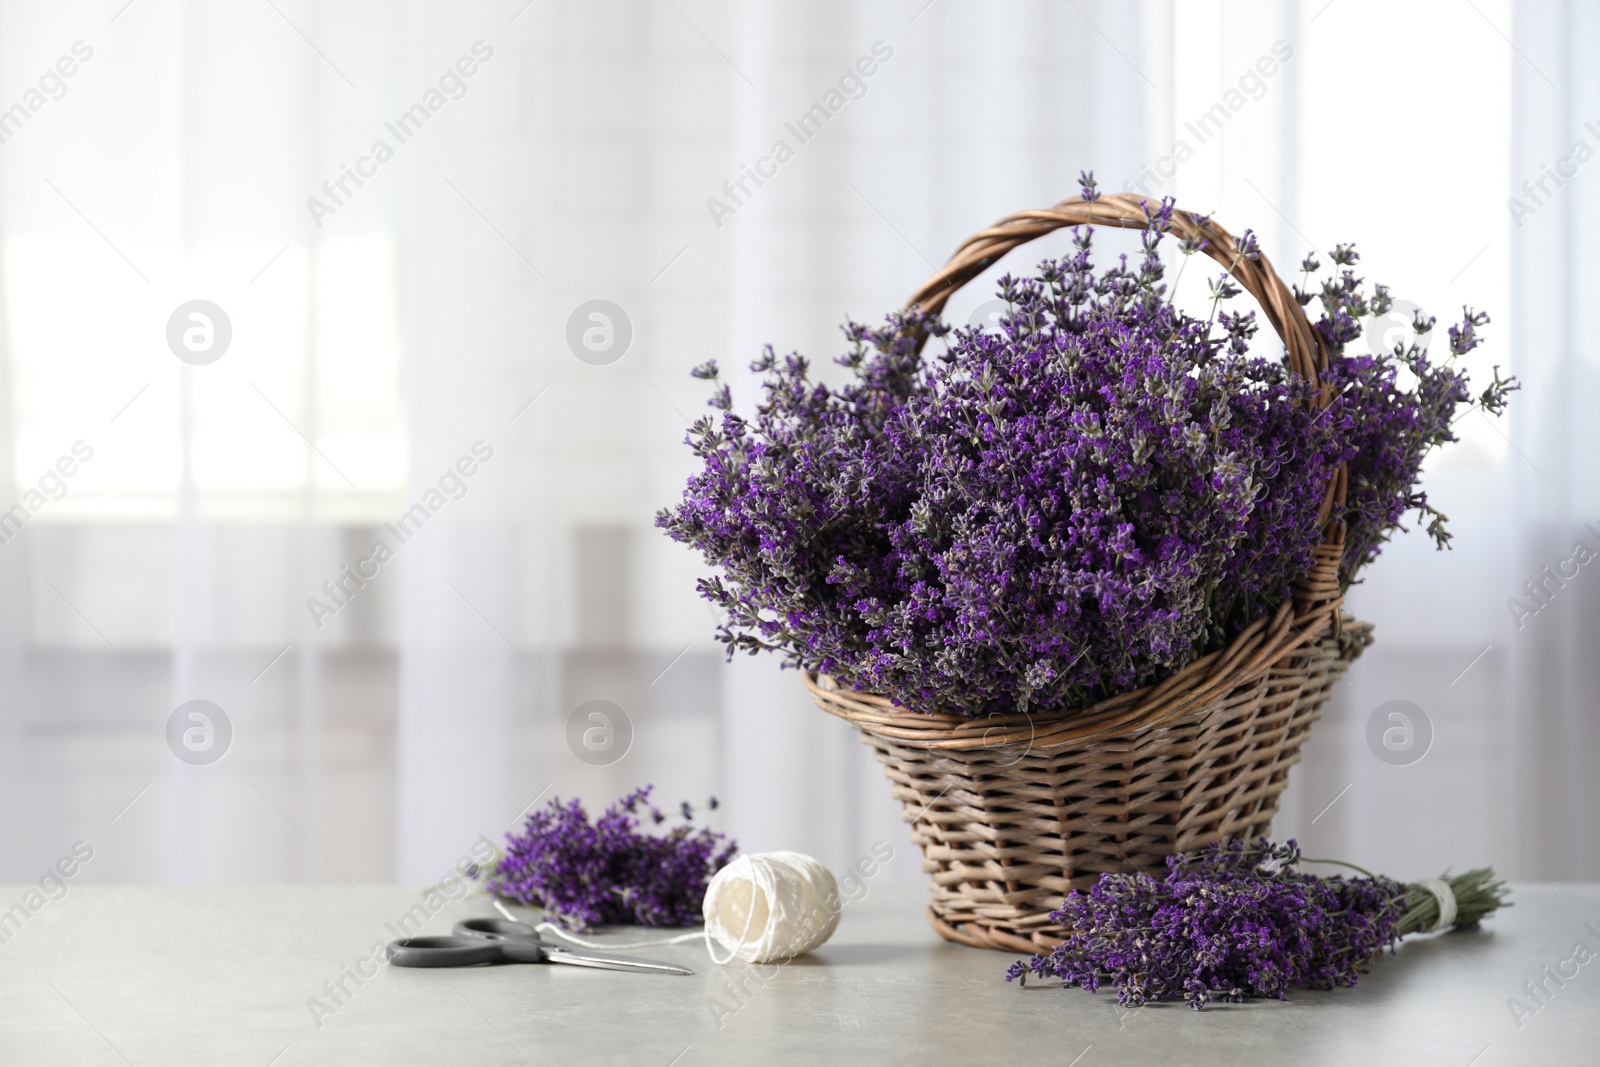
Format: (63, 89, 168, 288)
(902, 192, 1348, 560)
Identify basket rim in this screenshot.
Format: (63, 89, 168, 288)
(806, 599, 1372, 752)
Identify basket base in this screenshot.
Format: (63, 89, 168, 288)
(924, 905, 1054, 954)
(827, 619, 1373, 951)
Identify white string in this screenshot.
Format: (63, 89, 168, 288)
(704, 855, 763, 967)
(1413, 876, 1457, 933)
(491, 897, 703, 949)
(535, 924, 704, 950)
(701, 851, 840, 965)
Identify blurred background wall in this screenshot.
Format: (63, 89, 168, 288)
(0, 0, 1591, 891)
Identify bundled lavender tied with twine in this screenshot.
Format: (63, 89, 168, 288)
(1008, 839, 1510, 1010)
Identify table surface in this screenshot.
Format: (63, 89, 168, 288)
(0, 882, 1595, 1066)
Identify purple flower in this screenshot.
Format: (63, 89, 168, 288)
(658, 194, 1515, 717)
(480, 786, 736, 930)
(1307, 252, 1516, 574)
(1235, 228, 1261, 261)
(1006, 838, 1508, 1010)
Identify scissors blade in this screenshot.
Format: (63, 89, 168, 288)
(543, 946, 694, 976)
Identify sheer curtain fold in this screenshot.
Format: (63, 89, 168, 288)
(5, 0, 1593, 888)
(1506, 0, 1600, 878)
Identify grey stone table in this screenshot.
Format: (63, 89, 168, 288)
(0, 883, 1595, 1066)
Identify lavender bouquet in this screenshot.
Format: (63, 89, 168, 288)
(1007, 838, 1510, 1010)
(659, 176, 1515, 716)
(480, 786, 736, 930)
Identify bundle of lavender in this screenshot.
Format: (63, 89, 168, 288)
(480, 786, 736, 931)
(659, 175, 1517, 720)
(1008, 839, 1510, 1010)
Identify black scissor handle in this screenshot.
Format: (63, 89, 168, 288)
(387, 916, 555, 968)
(386, 935, 505, 968)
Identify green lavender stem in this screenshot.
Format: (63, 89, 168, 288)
(1307, 858, 1512, 933)
(1395, 867, 1513, 935)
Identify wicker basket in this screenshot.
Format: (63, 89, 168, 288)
(804, 193, 1370, 953)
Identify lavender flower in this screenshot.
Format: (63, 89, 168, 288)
(659, 180, 1516, 716)
(661, 217, 1339, 713)
(1305, 254, 1518, 573)
(481, 786, 736, 930)
(1006, 838, 1510, 1010)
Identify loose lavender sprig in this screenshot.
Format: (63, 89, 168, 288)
(1006, 838, 1510, 1010)
(1296, 244, 1518, 574)
(480, 786, 736, 930)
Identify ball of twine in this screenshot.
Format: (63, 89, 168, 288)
(702, 851, 840, 964)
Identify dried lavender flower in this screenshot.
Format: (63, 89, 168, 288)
(659, 186, 1515, 716)
(480, 785, 736, 930)
(1006, 838, 1510, 1010)
(1303, 246, 1519, 572)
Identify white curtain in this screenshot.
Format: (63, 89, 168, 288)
(1503, 0, 1600, 877)
(3, 0, 1589, 890)
(1267, 0, 1600, 887)
(394, 0, 1161, 882)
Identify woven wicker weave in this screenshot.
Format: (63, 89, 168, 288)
(803, 193, 1371, 953)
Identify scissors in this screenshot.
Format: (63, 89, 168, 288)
(385, 917, 694, 976)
